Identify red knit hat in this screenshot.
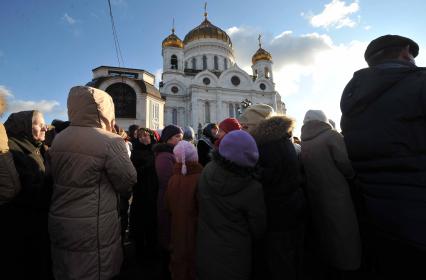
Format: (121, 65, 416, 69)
(219, 118, 242, 133)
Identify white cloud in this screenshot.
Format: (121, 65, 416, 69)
(309, 0, 360, 29)
(0, 85, 13, 97)
(228, 26, 368, 134)
(364, 25, 371, 30)
(0, 85, 61, 114)
(154, 68, 163, 87)
(62, 13, 76, 25)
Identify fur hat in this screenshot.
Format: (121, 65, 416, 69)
(239, 104, 275, 131)
(219, 118, 242, 133)
(173, 140, 198, 175)
(219, 130, 259, 168)
(160, 124, 183, 143)
(303, 110, 330, 125)
(0, 91, 7, 116)
(365, 34, 419, 61)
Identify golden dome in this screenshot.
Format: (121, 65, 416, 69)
(183, 18, 232, 46)
(252, 47, 272, 64)
(162, 30, 184, 48)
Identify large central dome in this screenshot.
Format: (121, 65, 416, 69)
(183, 18, 232, 47)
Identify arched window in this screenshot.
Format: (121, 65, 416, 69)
(192, 57, 196, 70)
(265, 67, 270, 79)
(171, 55, 178, 69)
(229, 103, 234, 117)
(105, 83, 136, 118)
(185, 61, 188, 69)
(254, 69, 258, 78)
(205, 101, 210, 123)
(172, 108, 178, 125)
(214, 56, 219, 70)
(224, 58, 228, 69)
(203, 55, 207, 70)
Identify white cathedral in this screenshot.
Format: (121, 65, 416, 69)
(160, 11, 286, 130)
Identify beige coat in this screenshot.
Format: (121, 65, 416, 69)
(0, 123, 21, 205)
(301, 121, 361, 270)
(48, 86, 137, 280)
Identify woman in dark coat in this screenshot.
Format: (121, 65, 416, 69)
(154, 124, 183, 279)
(197, 123, 218, 166)
(2, 110, 52, 279)
(130, 127, 159, 258)
(197, 130, 266, 280)
(251, 116, 306, 280)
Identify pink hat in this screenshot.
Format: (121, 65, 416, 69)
(173, 140, 198, 175)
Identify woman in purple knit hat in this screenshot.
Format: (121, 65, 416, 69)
(196, 130, 267, 280)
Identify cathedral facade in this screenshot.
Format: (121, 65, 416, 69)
(160, 12, 285, 130)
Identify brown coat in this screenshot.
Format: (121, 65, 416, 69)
(301, 121, 361, 270)
(48, 86, 137, 280)
(165, 162, 203, 280)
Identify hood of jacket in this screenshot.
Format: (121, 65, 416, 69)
(153, 142, 174, 154)
(301, 121, 332, 141)
(341, 65, 426, 117)
(4, 110, 43, 148)
(251, 116, 294, 146)
(67, 86, 115, 132)
(203, 156, 255, 197)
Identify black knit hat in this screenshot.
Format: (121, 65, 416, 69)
(364, 34, 419, 61)
(160, 124, 183, 143)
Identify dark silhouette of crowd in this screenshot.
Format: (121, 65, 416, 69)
(0, 34, 425, 280)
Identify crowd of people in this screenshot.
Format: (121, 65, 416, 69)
(0, 34, 425, 280)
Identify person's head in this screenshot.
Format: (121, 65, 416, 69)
(128, 124, 139, 140)
(32, 111, 47, 142)
(51, 119, 70, 134)
(218, 118, 242, 139)
(137, 127, 157, 146)
(303, 110, 331, 126)
(183, 126, 195, 142)
(292, 136, 301, 145)
(160, 124, 183, 146)
(5, 110, 47, 143)
(202, 123, 219, 140)
(117, 128, 128, 141)
(238, 104, 275, 132)
(67, 86, 115, 132)
(218, 130, 259, 168)
(251, 115, 296, 145)
(364, 34, 419, 67)
(173, 140, 199, 175)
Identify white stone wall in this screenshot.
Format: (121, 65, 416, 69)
(161, 37, 284, 129)
(96, 76, 165, 130)
(252, 60, 274, 81)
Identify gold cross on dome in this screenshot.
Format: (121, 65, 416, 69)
(258, 34, 262, 48)
(204, 2, 208, 19)
(172, 17, 175, 33)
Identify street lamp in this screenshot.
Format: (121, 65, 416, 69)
(241, 98, 252, 108)
(237, 98, 252, 116)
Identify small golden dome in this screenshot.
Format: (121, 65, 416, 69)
(183, 19, 232, 46)
(162, 30, 184, 48)
(252, 47, 272, 64)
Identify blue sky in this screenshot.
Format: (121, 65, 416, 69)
(1, 0, 425, 134)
